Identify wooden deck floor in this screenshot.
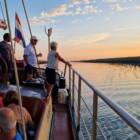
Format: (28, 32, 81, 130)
(51, 104, 74, 140)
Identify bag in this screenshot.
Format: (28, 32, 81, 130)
(59, 77, 66, 89)
(58, 89, 68, 104)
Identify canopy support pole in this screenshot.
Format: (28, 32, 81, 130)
(4, 0, 27, 140)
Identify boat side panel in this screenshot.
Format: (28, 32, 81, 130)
(35, 98, 53, 140)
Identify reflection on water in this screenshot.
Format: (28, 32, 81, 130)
(71, 62, 140, 140)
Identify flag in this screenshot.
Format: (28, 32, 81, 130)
(14, 13, 26, 48)
(0, 20, 7, 30)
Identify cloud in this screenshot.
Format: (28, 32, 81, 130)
(81, 5, 98, 14)
(30, 4, 70, 25)
(72, 19, 80, 24)
(111, 3, 128, 12)
(103, 0, 134, 3)
(30, 2, 100, 25)
(74, 5, 98, 15)
(40, 4, 71, 18)
(103, 0, 118, 4)
(91, 33, 111, 43)
(67, 33, 111, 46)
(30, 16, 56, 25)
(113, 26, 140, 32)
(103, 0, 133, 12)
(72, 0, 92, 5)
(134, 5, 140, 10)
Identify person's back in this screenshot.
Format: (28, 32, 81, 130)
(0, 33, 12, 73)
(3, 90, 34, 127)
(0, 41, 11, 63)
(8, 103, 33, 126)
(45, 41, 71, 99)
(0, 107, 23, 140)
(47, 50, 58, 70)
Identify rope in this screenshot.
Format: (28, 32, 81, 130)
(0, 1, 5, 21)
(3, 0, 27, 140)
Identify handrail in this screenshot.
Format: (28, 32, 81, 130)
(68, 66, 140, 139)
(70, 69, 107, 140)
(73, 84, 107, 140)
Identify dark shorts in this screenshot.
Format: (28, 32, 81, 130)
(45, 68, 56, 85)
(25, 64, 37, 77)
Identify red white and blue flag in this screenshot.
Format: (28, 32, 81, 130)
(14, 13, 26, 48)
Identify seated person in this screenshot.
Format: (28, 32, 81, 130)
(3, 90, 34, 129)
(0, 107, 23, 140)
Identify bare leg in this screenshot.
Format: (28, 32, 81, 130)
(46, 82, 54, 97)
(44, 82, 54, 103)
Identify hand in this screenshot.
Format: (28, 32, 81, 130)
(67, 62, 72, 67)
(38, 53, 42, 57)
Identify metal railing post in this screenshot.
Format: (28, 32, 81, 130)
(72, 70, 75, 109)
(69, 66, 71, 104)
(77, 77, 81, 132)
(92, 92, 98, 140)
(64, 64, 67, 78)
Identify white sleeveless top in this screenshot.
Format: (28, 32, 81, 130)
(47, 51, 58, 69)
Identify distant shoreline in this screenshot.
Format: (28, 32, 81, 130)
(73, 56, 140, 65)
(39, 56, 140, 66)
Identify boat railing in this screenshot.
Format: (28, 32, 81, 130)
(65, 65, 140, 140)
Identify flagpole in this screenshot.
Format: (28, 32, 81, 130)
(21, 0, 40, 68)
(3, 0, 27, 140)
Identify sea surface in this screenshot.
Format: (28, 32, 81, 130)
(63, 62, 140, 140)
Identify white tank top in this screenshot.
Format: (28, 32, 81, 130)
(47, 51, 58, 69)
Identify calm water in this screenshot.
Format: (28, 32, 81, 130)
(69, 62, 140, 140)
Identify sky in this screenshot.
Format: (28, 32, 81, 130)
(0, 0, 140, 60)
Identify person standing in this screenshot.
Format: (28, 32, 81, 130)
(0, 33, 13, 84)
(0, 33, 12, 73)
(45, 41, 71, 100)
(23, 36, 42, 81)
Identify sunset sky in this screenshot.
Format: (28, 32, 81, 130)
(0, 0, 140, 60)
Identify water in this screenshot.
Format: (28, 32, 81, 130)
(68, 62, 140, 140)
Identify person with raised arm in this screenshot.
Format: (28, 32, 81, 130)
(45, 41, 71, 101)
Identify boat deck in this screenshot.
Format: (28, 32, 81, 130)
(51, 104, 74, 140)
